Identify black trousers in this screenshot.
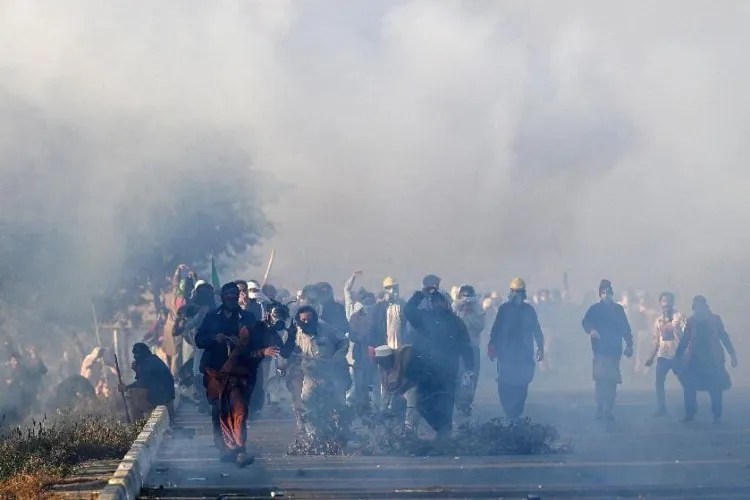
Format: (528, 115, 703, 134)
(249, 359, 269, 414)
(684, 387, 723, 419)
(655, 357, 676, 411)
(497, 383, 529, 420)
(417, 374, 456, 436)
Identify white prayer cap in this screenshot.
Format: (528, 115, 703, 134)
(374, 345, 394, 358)
(194, 279, 208, 291)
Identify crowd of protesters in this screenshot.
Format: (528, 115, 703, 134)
(1, 263, 740, 468)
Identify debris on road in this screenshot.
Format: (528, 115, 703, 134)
(287, 412, 569, 457)
(358, 417, 570, 457)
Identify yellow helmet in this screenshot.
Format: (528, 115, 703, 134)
(509, 277, 526, 291)
(382, 276, 397, 288)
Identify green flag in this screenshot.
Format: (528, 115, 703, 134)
(210, 256, 221, 291)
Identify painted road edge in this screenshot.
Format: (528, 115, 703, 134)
(98, 392, 181, 500)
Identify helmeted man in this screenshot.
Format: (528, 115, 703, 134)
(283, 306, 351, 446)
(405, 275, 474, 440)
(195, 282, 280, 467)
(487, 278, 544, 421)
(582, 279, 634, 422)
(453, 284, 486, 416)
(645, 292, 686, 416)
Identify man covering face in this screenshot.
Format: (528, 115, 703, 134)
(422, 274, 441, 295)
(383, 277, 400, 302)
(297, 307, 319, 335)
(508, 278, 527, 305)
(221, 283, 241, 312)
(247, 281, 262, 301)
(268, 303, 290, 332)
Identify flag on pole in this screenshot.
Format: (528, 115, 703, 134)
(210, 256, 221, 291)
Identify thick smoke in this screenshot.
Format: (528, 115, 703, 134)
(2, 2, 750, 336)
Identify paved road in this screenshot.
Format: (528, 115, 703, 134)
(140, 383, 750, 499)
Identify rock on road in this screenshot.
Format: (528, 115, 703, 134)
(139, 384, 750, 499)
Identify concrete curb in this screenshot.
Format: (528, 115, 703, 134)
(98, 393, 181, 500)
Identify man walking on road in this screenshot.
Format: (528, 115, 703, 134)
(195, 282, 280, 467)
(645, 292, 685, 416)
(487, 278, 544, 421)
(582, 279, 634, 422)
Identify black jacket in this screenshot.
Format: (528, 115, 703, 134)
(127, 354, 175, 406)
(404, 291, 474, 381)
(582, 301, 633, 358)
(195, 306, 258, 373)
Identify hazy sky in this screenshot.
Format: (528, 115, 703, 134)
(2, 0, 750, 314)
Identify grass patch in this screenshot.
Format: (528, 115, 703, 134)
(0, 401, 143, 499)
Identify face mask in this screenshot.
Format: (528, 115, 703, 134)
(300, 321, 318, 335)
(223, 296, 240, 311)
(508, 291, 524, 304)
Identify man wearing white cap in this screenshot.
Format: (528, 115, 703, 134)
(373, 344, 420, 435)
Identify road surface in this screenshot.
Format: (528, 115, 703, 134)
(140, 381, 750, 499)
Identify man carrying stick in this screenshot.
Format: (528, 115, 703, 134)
(195, 282, 281, 467)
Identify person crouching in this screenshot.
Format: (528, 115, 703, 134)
(119, 342, 176, 421)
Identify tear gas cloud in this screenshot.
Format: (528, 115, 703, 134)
(2, 2, 750, 335)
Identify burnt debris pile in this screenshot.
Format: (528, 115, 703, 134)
(358, 417, 569, 457)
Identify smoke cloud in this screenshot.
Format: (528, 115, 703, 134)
(2, 1, 749, 331)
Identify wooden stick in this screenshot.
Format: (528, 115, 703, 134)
(262, 248, 276, 287)
(91, 302, 102, 347)
(114, 353, 132, 424)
